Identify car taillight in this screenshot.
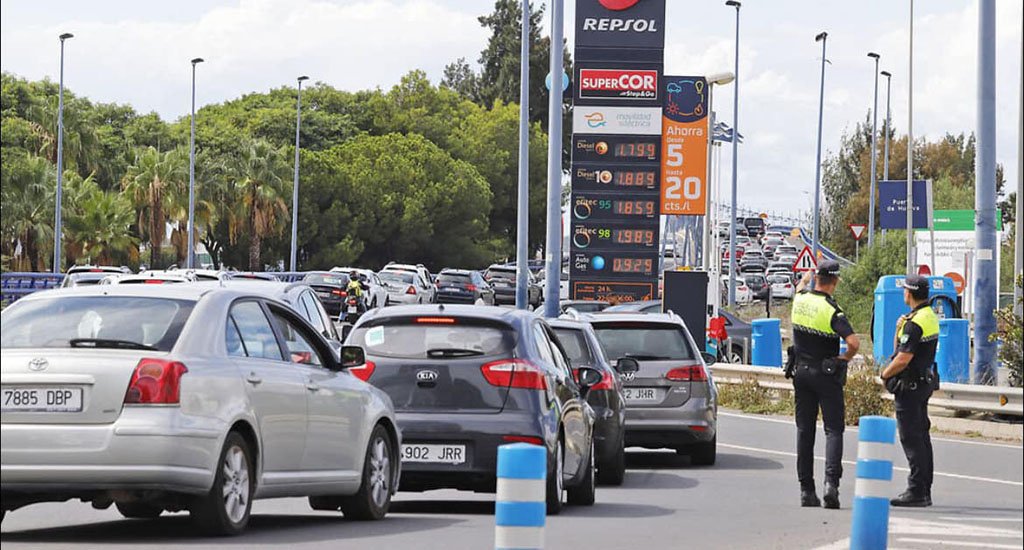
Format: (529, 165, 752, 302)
(573, 368, 614, 391)
(144, 280, 167, 285)
(502, 435, 544, 445)
(415, 317, 456, 324)
(465, 284, 477, 292)
(349, 360, 376, 381)
(332, 289, 348, 297)
(406, 285, 417, 295)
(124, 358, 188, 404)
(665, 365, 708, 382)
(481, 359, 547, 390)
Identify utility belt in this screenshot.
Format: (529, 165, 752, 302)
(785, 346, 847, 382)
(885, 363, 939, 395)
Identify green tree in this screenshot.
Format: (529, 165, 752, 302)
(63, 174, 139, 265)
(122, 146, 188, 268)
(224, 139, 291, 270)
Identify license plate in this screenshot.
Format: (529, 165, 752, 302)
(401, 444, 466, 464)
(1, 387, 83, 412)
(348, 305, 358, 313)
(622, 387, 661, 404)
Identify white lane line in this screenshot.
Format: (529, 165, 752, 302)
(896, 538, 1022, 548)
(719, 443, 1024, 487)
(719, 411, 1023, 450)
(938, 517, 1023, 523)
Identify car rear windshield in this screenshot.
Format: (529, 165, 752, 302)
(592, 323, 694, 362)
(348, 318, 515, 359)
(768, 275, 791, 284)
(379, 272, 414, 285)
(745, 275, 766, 284)
(304, 273, 349, 286)
(1, 296, 194, 352)
(552, 328, 595, 366)
(438, 273, 472, 284)
(485, 268, 515, 280)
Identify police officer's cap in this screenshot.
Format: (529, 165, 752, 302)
(903, 274, 930, 299)
(816, 260, 841, 277)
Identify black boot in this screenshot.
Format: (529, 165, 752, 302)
(890, 490, 931, 507)
(822, 482, 840, 509)
(801, 488, 821, 507)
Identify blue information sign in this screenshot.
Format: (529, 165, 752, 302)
(879, 180, 931, 229)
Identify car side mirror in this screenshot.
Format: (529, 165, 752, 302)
(615, 357, 640, 374)
(700, 352, 717, 365)
(576, 366, 603, 399)
(340, 346, 366, 370)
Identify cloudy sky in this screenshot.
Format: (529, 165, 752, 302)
(2, 0, 1021, 216)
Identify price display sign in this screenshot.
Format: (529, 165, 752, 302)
(573, 135, 660, 163)
(572, 166, 659, 192)
(572, 223, 658, 250)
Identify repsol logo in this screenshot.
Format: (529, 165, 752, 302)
(582, 18, 659, 33)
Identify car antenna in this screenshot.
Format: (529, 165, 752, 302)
(437, 303, 445, 312)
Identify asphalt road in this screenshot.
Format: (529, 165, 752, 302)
(2, 411, 1021, 549)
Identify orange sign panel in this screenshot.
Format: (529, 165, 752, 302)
(660, 76, 709, 215)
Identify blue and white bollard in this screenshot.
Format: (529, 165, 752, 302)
(850, 416, 897, 550)
(495, 443, 547, 550)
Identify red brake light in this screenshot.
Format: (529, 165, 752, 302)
(502, 435, 544, 445)
(465, 284, 477, 292)
(406, 285, 417, 295)
(144, 279, 167, 285)
(415, 317, 456, 324)
(481, 359, 547, 390)
(124, 358, 188, 404)
(332, 289, 347, 297)
(573, 368, 614, 391)
(665, 365, 708, 382)
(349, 360, 376, 381)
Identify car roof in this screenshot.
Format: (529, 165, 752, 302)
(547, 318, 589, 330)
(439, 269, 474, 275)
(583, 312, 682, 325)
(358, 303, 535, 325)
(17, 282, 215, 302)
(66, 265, 128, 274)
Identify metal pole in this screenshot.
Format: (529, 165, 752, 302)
(703, 90, 715, 273)
(542, 0, 563, 318)
(812, 32, 828, 263)
(290, 75, 308, 272)
(868, 53, 880, 247)
(1015, 36, 1023, 317)
(515, 0, 531, 310)
(53, 33, 72, 273)
(973, 0, 997, 384)
(187, 57, 204, 270)
(882, 71, 892, 180)
(906, 0, 914, 273)
(726, 0, 741, 307)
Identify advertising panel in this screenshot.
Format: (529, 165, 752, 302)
(575, 0, 666, 51)
(573, 106, 663, 135)
(660, 75, 709, 215)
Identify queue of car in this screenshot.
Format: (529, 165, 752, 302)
(719, 226, 802, 303)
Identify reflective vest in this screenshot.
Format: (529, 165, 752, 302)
(791, 290, 841, 362)
(347, 279, 363, 298)
(895, 304, 939, 377)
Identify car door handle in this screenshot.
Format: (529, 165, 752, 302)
(246, 373, 262, 385)
(305, 382, 320, 392)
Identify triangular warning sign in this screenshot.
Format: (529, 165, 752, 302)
(793, 246, 818, 273)
(849, 224, 866, 241)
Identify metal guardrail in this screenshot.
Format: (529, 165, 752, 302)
(1, 272, 65, 306)
(708, 363, 1024, 417)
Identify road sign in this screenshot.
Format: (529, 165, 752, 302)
(849, 224, 866, 241)
(793, 246, 818, 273)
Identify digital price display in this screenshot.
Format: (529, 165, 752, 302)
(573, 134, 660, 163)
(571, 250, 660, 280)
(572, 281, 656, 303)
(572, 167, 659, 192)
(572, 194, 658, 222)
(572, 224, 657, 250)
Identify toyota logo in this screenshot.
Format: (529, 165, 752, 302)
(28, 358, 49, 372)
(621, 371, 636, 382)
(416, 370, 439, 383)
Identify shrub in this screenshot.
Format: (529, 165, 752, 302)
(717, 377, 794, 416)
(991, 274, 1023, 388)
(844, 364, 893, 425)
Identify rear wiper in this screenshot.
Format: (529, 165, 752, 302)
(624, 354, 669, 360)
(427, 348, 485, 358)
(69, 338, 157, 351)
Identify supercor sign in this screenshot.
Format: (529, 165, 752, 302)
(576, 0, 666, 50)
(579, 69, 657, 99)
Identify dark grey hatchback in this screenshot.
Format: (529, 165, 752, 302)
(346, 305, 600, 514)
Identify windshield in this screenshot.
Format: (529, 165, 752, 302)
(552, 328, 594, 366)
(592, 323, 694, 362)
(1, 296, 194, 351)
(745, 275, 766, 285)
(485, 268, 515, 280)
(303, 273, 349, 286)
(439, 273, 472, 284)
(349, 319, 515, 359)
(65, 273, 108, 286)
(768, 275, 791, 284)
(379, 272, 414, 285)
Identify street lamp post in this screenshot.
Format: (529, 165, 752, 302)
(725, 0, 741, 307)
(290, 75, 309, 272)
(881, 70, 892, 181)
(867, 52, 880, 247)
(53, 32, 73, 274)
(812, 32, 828, 263)
(515, 0, 530, 310)
(702, 72, 735, 276)
(542, 0, 563, 318)
(906, 0, 915, 273)
(187, 57, 204, 270)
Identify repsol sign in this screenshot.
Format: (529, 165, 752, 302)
(575, 0, 665, 50)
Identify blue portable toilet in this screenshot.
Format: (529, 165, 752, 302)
(936, 318, 970, 383)
(873, 275, 958, 362)
(750, 318, 783, 367)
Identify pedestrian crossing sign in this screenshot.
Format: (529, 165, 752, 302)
(793, 246, 817, 273)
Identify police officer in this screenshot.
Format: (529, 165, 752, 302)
(881, 274, 938, 507)
(789, 260, 860, 509)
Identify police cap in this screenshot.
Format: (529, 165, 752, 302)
(903, 274, 929, 300)
(816, 260, 841, 277)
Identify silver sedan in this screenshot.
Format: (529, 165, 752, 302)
(0, 284, 400, 535)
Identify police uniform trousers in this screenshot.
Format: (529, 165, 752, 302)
(793, 363, 845, 489)
(895, 383, 934, 496)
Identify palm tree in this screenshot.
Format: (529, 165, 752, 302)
(1, 155, 55, 271)
(122, 147, 187, 268)
(64, 175, 139, 265)
(225, 139, 291, 270)
(25, 94, 101, 176)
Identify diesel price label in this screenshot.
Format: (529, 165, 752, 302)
(571, 166, 659, 192)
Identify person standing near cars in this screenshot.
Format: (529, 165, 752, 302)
(881, 274, 939, 507)
(787, 260, 860, 509)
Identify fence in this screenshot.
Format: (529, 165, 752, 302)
(1, 272, 65, 307)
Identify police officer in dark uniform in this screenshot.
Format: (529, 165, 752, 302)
(788, 260, 860, 509)
(881, 274, 939, 507)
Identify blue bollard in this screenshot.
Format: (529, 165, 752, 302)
(850, 416, 897, 550)
(750, 318, 783, 367)
(936, 319, 970, 384)
(495, 443, 546, 550)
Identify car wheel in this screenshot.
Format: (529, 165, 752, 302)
(729, 346, 744, 364)
(340, 424, 393, 521)
(690, 435, 717, 466)
(191, 432, 253, 536)
(597, 434, 626, 486)
(567, 439, 596, 506)
(116, 501, 163, 519)
(545, 439, 564, 515)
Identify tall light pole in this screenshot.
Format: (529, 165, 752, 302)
(905, 0, 915, 273)
(1015, 38, 1023, 317)
(542, 0, 563, 318)
(289, 75, 309, 272)
(867, 52, 880, 247)
(725, 0, 741, 307)
(881, 70, 892, 181)
(973, 0, 997, 384)
(702, 72, 735, 276)
(811, 32, 828, 263)
(53, 32, 73, 273)
(515, 0, 531, 310)
(187, 57, 204, 270)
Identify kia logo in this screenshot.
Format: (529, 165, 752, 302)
(28, 358, 48, 372)
(599, 0, 640, 10)
(416, 369, 439, 383)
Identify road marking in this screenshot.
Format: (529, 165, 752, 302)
(720, 410, 1023, 450)
(938, 517, 1023, 523)
(896, 538, 1021, 549)
(719, 442, 1024, 487)
(814, 516, 1023, 550)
